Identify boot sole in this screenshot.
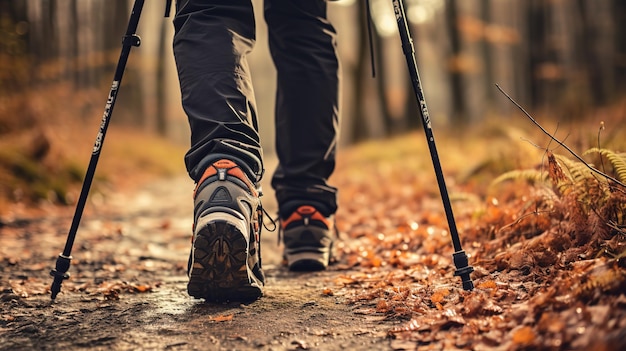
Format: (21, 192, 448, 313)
(188, 220, 263, 302)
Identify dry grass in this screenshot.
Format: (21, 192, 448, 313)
(0, 124, 186, 215)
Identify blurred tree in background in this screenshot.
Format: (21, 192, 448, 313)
(1, 0, 32, 133)
(1, 0, 625, 145)
(348, 0, 625, 141)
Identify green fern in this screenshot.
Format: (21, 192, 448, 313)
(490, 148, 625, 196)
(553, 152, 616, 207)
(491, 169, 548, 187)
(583, 148, 626, 184)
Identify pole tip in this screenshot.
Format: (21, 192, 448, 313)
(462, 278, 474, 291)
(452, 251, 475, 291)
(50, 269, 69, 300)
(49, 254, 72, 300)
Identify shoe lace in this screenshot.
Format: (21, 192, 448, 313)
(256, 200, 277, 267)
(259, 204, 277, 233)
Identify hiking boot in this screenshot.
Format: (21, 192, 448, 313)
(188, 159, 264, 302)
(281, 205, 334, 271)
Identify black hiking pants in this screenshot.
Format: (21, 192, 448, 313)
(173, 0, 340, 216)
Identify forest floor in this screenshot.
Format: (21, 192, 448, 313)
(1, 117, 626, 350)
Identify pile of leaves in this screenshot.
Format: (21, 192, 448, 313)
(331, 131, 626, 350)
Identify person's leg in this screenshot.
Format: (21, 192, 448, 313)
(173, 0, 264, 302)
(264, 0, 341, 270)
(174, 0, 263, 183)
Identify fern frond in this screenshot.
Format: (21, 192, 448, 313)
(583, 148, 626, 183)
(491, 169, 548, 187)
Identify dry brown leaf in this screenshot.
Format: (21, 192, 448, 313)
(431, 288, 450, 304)
(132, 284, 152, 293)
(209, 314, 234, 322)
(538, 312, 566, 334)
(103, 289, 120, 301)
(547, 151, 568, 184)
(512, 326, 536, 345)
(376, 299, 389, 313)
(477, 280, 497, 289)
(2, 315, 15, 322)
(388, 319, 422, 335)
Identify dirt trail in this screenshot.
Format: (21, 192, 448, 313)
(6, 130, 626, 350)
(0, 169, 398, 351)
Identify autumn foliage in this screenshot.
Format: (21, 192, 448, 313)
(1, 112, 625, 350)
(331, 126, 626, 350)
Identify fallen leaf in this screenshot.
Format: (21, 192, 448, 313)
(376, 299, 389, 312)
(209, 314, 233, 322)
(512, 326, 535, 345)
(132, 284, 152, 293)
(2, 315, 15, 322)
(477, 280, 497, 289)
(431, 288, 450, 304)
(388, 318, 428, 335)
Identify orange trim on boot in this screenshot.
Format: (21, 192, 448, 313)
(226, 166, 257, 197)
(281, 205, 331, 229)
(193, 166, 217, 198)
(193, 159, 257, 198)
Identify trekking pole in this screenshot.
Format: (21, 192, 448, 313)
(50, 0, 173, 300)
(390, 0, 474, 291)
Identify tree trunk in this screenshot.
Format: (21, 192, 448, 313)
(527, 0, 557, 109)
(107, 0, 145, 127)
(445, 0, 467, 124)
(480, 0, 494, 109)
(0, 0, 30, 92)
(155, 17, 168, 136)
(352, 0, 386, 142)
(613, 0, 626, 96)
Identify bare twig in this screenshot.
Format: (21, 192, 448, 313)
(598, 121, 606, 174)
(495, 84, 626, 188)
(497, 209, 553, 235)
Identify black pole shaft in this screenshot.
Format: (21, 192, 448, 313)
(50, 0, 145, 300)
(391, 0, 474, 291)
